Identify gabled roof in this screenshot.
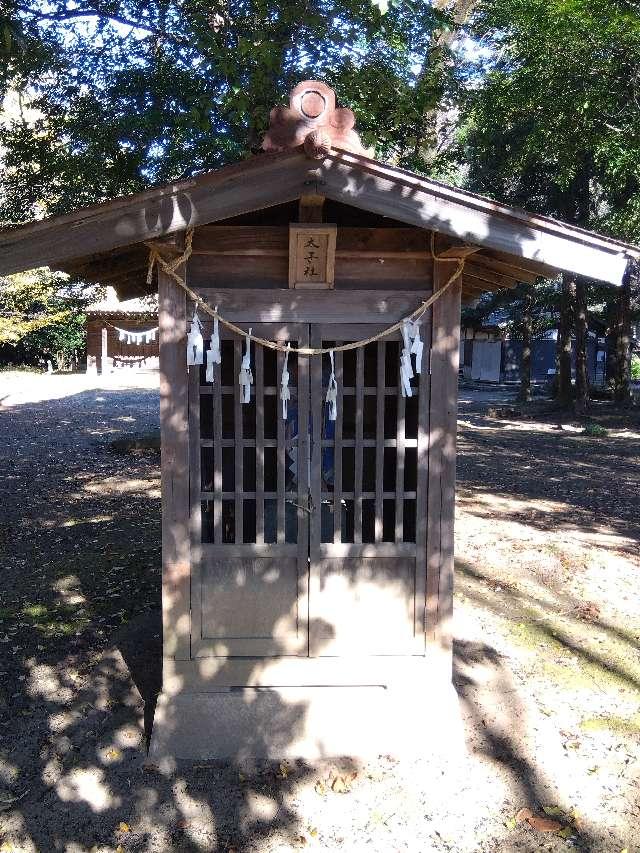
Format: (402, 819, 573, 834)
(1, 84, 638, 292)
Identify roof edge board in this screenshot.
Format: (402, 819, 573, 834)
(0, 149, 306, 243)
(0, 145, 637, 289)
(0, 153, 310, 277)
(327, 149, 640, 262)
(320, 162, 629, 286)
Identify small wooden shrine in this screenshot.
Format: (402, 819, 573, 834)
(85, 287, 159, 374)
(1, 81, 638, 762)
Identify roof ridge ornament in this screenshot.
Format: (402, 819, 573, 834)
(261, 81, 368, 159)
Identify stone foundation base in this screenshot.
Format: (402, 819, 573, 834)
(148, 680, 465, 769)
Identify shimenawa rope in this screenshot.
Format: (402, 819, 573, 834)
(145, 230, 466, 356)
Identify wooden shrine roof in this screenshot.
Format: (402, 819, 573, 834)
(0, 81, 638, 301)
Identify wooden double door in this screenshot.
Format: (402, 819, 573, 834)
(190, 321, 429, 658)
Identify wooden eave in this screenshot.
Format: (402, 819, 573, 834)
(1, 147, 638, 294)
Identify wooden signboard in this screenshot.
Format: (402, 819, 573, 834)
(288, 224, 337, 289)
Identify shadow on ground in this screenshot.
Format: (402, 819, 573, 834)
(1, 381, 638, 851)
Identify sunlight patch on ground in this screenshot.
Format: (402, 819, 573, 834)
(455, 491, 640, 714)
(27, 664, 74, 704)
(79, 476, 161, 498)
(56, 767, 121, 812)
(60, 515, 114, 528)
(0, 370, 159, 408)
(459, 415, 640, 440)
(53, 575, 87, 606)
(457, 488, 638, 553)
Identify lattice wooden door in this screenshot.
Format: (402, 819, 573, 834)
(190, 320, 429, 659)
(308, 325, 429, 656)
(190, 322, 310, 657)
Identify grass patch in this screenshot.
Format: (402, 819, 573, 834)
(583, 422, 608, 437)
(1, 602, 92, 638)
(580, 714, 640, 736)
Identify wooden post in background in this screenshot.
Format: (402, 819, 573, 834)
(101, 327, 109, 375)
(159, 263, 191, 661)
(425, 252, 462, 677)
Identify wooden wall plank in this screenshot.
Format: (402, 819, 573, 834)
(193, 225, 429, 255)
(415, 316, 431, 644)
(159, 267, 191, 660)
(276, 348, 286, 544)
(191, 289, 432, 324)
(255, 345, 265, 545)
(374, 342, 385, 544)
(296, 327, 311, 649)
(425, 257, 462, 676)
(212, 343, 223, 545)
(188, 350, 202, 651)
(333, 348, 344, 545)
(188, 253, 431, 291)
(234, 338, 244, 544)
(354, 347, 364, 543)
(395, 362, 406, 544)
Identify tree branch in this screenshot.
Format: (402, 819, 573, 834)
(17, 3, 190, 45)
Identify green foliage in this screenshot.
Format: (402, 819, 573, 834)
(631, 354, 640, 381)
(457, 0, 640, 240)
(462, 279, 559, 341)
(0, 0, 449, 223)
(0, 270, 99, 365)
(583, 422, 608, 437)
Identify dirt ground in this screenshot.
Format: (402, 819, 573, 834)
(0, 371, 638, 853)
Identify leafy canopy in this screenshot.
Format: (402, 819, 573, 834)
(458, 0, 640, 239)
(0, 269, 99, 362)
(1, 0, 452, 222)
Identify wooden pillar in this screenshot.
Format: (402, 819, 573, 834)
(159, 266, 191, 661)
(101, 327, 109, 375)
(425, 257, 462, 676)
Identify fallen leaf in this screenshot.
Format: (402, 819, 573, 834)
(505, 816, 517, 830)
(515, 807, 534, 824)
(527, 814, 564, 833)
(542, 805, 565, 817)
(558, 826, 575, 839)
(0, 843, 14, 852)
(307, 826, 318, 837)
(573, 601, 600, 622)
(116, 847, 125, 853)
(331, 775, 350, 793)
(314, 780, 326, 796)
(118, 821, 130, 832)
(277, 762, 289, 779)
(106, 748, 121, 759)
(516, 807, 563, 833)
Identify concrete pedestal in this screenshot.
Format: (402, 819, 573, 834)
(149, 679, 465, 769)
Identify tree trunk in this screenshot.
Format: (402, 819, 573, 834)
(556, 273, 575, 406)
(574, 277, 589, 414)
(518, 292, 532, 403)
(412, 0, 478, 169)
(612, 270, 632, 405)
